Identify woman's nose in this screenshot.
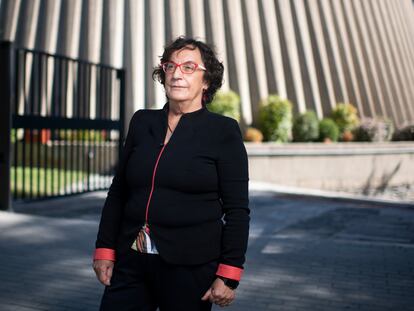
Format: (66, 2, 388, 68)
(172, 66, 183, 79)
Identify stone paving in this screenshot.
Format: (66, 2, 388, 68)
(0, 189, 414, 311)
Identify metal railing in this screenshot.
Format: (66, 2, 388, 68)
(0, 41, 125, 208)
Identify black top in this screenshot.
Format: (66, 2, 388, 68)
(95, 102, 250, 269)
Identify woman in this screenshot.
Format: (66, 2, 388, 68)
(93, 37, 250, 310)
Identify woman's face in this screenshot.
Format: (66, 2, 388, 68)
(164, 47, 208, 106)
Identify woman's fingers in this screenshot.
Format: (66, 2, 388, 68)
(93, 260, 114, 286)
(102, 265, 113, 286)
(96, 267, 108, 285)
(106, 265, 113, 284)
(211, 288, 235, 306)
(201, 288, 212, 301)
(203, 278, 236, 306)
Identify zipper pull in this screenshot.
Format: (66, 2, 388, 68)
(144, 223, 150, 234)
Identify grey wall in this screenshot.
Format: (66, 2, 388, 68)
(246, 142, 414, 193)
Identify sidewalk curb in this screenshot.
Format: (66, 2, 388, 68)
(249, 181, 414, 209)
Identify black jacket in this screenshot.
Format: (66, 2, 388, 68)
(95, 103, 249, 271)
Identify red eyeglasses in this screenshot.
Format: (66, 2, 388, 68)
(161, 61, 207, 74)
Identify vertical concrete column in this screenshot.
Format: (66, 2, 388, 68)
(79, 0, 103, 63)
(35, 0, 61, 118)
(371, 0, 406, 123)
(169, 0, 185, 39)
(400, 0, 414, 51)
(79, 0, 103, 120)
(398, 0, 414, 114)
(319, 0, 351, 109)
(342, 0, 377, 118)
(292, 0, 322, 118)
(101, 0, 124, 122)
(189, 0, 205, 40)
(359, 0, 395, 121)
(394, 0, 414, 86)
(15, 0, 40, 48)
(306, 0, 336, 111)
(112, 0, 124, 121)
(0, 0, 21, 41)
(384, 0, 414, 122)
(56, 0, 81, 119)
(124, 0, 145, 116)
(101, 0, 124, 68)
(394, 1, 414, 123)
(278, 0, 306, 113)
(13, 0, 40, 118)
(36, 0, 61, 53)
(244, 0, 268, 103)
(149, 0, 166, 108)
(57, 0, 81, 58)
(261, 0, 286, 99)
(352, 0, 386, 118)
(207, 0, 229, 91)
(226, 0, 252, 125)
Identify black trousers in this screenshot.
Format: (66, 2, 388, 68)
(99, 249, 218, 311)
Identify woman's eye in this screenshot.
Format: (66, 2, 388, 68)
(183, 64, 195, 71)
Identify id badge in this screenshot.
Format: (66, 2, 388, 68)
(131, 225, 159, 254)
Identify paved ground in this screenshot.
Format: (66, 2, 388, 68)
(1, 186, 414, 311)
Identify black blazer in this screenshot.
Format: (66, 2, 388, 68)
(95, 102, 249, 271)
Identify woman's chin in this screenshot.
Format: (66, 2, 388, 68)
(167, 94, 190, 102)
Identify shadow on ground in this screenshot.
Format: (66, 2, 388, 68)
(0, 191, 413, 311)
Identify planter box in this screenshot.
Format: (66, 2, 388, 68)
(245, 142, 414, 193)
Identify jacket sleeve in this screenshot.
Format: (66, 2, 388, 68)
(215, 118, 250, 281)
(94, 110, 141, 261)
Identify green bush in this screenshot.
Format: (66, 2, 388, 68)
(353, 117, 394, 142)
(392, 125, 414, 141)
(258, 95, 293, 142)
(318, 118, 339, 142)
(331, 103, 360, 136)
(292, 111, 319, 142)
(208, 90, 240, 122)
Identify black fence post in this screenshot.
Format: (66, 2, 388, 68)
(0, 41, 14, 211)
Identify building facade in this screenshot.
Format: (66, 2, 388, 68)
(1, 0, 414, 128)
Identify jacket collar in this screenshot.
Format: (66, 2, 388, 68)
(162, 102, 207, 119)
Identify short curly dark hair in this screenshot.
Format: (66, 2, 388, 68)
(152, 37, 224, 105)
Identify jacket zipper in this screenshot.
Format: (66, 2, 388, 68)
(143, 143, 168, 233)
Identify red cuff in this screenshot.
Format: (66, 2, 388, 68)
(94, 248, 116, 261)
(216, 264, 243, 281)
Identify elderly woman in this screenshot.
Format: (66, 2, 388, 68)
(93, 37, 250, 310)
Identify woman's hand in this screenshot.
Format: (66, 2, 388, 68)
(201, 277, 235, 307)
(93, 259, 114, 286)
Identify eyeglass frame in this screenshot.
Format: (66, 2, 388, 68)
(161, 61, 207, 74)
